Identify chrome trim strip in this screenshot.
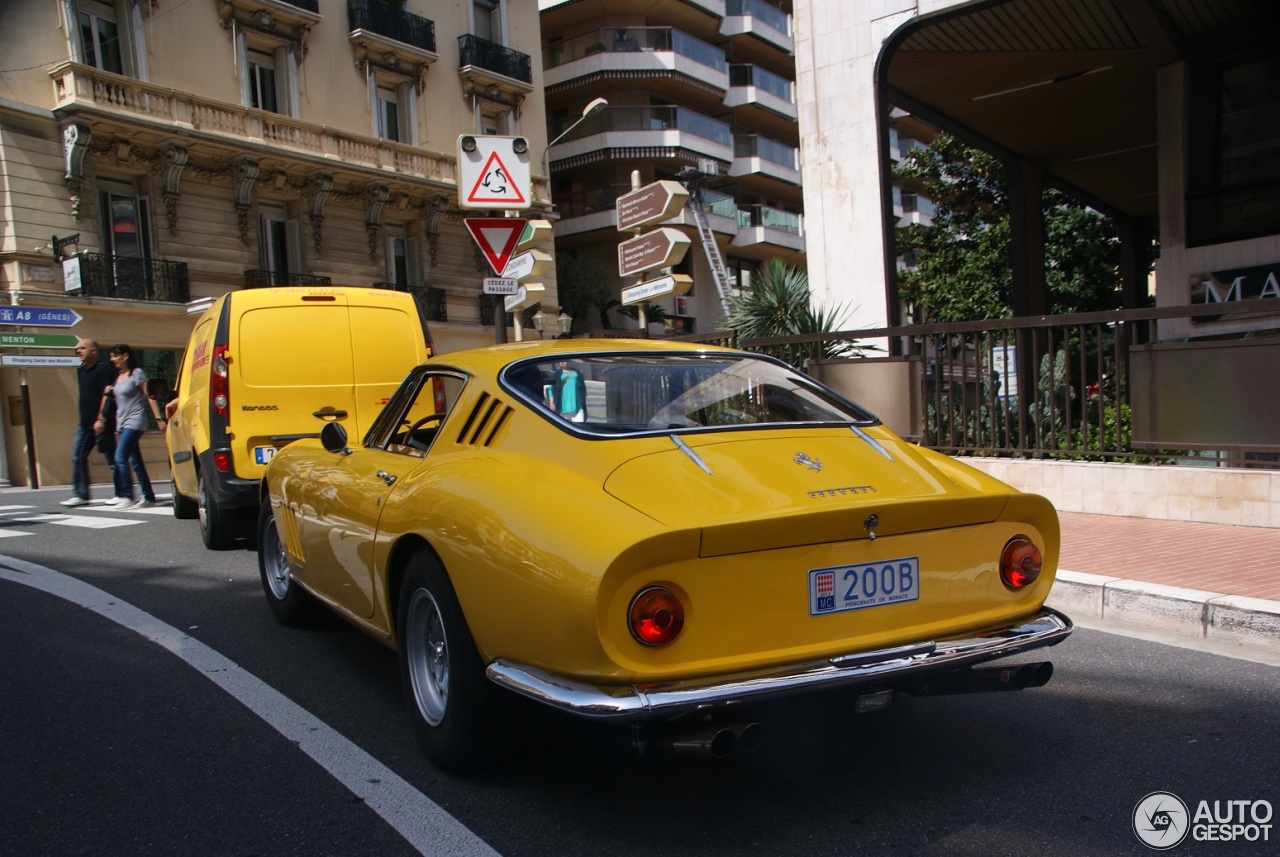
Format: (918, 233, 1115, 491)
(852, 426, 893, 461)
(670, 434, 713, 475)
(486, 608, 1072, 721)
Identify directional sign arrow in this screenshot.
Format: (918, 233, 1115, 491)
(618, 227, 691, 278)
(516, 219, 553, 251)
(0, 332, 79, 348)
(504, 282, 545, 313)
(501, 249, 552, 281)
(617, 180, 690, 232)
(0, 306, 83, 328)
(621, 274, 694, 306)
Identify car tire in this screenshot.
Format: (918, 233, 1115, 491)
(198, 471, 236, 550)
(257, 500, 315, 627)
(398, 550, 498, 773)
(172, 488, 198, 520)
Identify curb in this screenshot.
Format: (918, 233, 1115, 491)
(1047, 569, 1280, 654)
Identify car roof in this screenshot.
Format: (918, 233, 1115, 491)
(424, 338, 738, 375)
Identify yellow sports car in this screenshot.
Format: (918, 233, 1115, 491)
(257, 339, 1071, 771)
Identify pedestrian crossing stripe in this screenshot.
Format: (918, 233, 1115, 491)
(0, 508, 144, 530)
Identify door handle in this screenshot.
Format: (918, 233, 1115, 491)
(313, 409, 349, 419)
(376, 470, 396, 486)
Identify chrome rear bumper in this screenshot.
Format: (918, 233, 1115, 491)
(486, 608, 1073, 721)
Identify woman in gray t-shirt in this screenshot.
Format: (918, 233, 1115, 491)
(97, 344, 165, 510)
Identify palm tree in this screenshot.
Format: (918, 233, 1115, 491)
(724, 259, 869, 364)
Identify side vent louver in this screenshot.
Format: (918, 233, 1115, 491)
(454, 392, 514, 447)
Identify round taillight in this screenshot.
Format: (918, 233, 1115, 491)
(628, 586, 684, 646)
(1000, 537, 1043, 588)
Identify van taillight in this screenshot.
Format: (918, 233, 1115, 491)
(211, 345, 229, 418)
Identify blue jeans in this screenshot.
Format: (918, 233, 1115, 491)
(71, 424, 118, 500)
(114, 428, 155, 502)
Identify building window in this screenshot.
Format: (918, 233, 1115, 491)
(260, 205, 302, 283)
(247, 49, 280, 113)
(1187, 44, 1280, 246)
(98, 182, 151, 259)
(76, 0, 126, 74)
(386, 228, 421, 288)
(473, 0, 501, 43)
(376, 84, 401, 141)
(237, 36, 296, 117)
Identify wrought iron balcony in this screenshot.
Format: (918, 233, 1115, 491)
(244, 270, 332, 288)
(458, 34, 532, 86)
(347, 0, 435, 53)
(71, 253, 189, 303)
(375, 283, 446, 322)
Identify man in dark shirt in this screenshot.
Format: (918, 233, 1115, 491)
(62, 338, 117, 507)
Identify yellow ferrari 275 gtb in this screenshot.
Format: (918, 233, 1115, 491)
(257, 339, 1072, 771)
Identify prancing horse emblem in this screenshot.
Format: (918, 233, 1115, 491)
(793, 452, 823, 472)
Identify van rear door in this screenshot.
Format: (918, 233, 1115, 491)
(347, 299, 432, 434)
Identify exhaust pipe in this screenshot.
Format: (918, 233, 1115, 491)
(905, 662, 1054, 697)
(639, 722, 764, 758)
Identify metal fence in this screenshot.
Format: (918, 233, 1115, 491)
(678, 304, 1279, 468)
(73, 253, 188, 302)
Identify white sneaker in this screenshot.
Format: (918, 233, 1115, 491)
(60, 497, 88, 507)
(110, 497, 136, 510)
(133, 499, 155, 509)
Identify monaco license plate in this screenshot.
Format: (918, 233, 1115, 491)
(809, 557, 920, 616)
(253, 446, 277, 465)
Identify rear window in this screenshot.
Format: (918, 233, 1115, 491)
(502, 352, 877, 436)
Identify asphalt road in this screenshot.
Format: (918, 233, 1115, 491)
(1, 486, 1277, 856)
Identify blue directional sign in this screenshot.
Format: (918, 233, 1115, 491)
(0, 306, 83, 328)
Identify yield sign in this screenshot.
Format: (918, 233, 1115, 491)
(465, 150, 528, 208)
(464, 218, 526, 275)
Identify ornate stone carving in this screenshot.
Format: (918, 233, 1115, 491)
(308, 172, 333, 252)
(364, 181, 391, 256)
(161, 143, 189, 236)
(61, 122, 92, 220)
(232, 156, 260, 245)
(424, 194, 449, 268)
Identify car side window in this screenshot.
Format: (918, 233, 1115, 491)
(382, 372, 466, 457)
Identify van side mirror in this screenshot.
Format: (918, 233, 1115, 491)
(146, 378, 176, 404)
(320, 421, 350, 455)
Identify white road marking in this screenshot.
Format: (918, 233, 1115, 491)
(0, 512, 143, 529)
(0, 530, 34, 539)
(0, 555, 501, 857)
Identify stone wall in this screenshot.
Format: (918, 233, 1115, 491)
(958, 458, 1280, 528)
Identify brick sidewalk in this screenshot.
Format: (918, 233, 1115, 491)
(1058, 511, 1280, 600)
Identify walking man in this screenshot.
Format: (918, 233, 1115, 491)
(62, 338, 116, 507)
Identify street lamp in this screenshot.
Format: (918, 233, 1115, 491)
(542, 97, 609, 173)
(531, 309, 547, 338)
(557, 311, 573, 337)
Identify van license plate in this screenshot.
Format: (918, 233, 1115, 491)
(254, 446, 277, 465)
(809, 557, 920, 615)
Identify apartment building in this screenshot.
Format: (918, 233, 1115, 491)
(0, 0, 547, 487)
(539, 0, 802, 335)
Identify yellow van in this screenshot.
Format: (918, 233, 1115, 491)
(163, 286, 433, 548)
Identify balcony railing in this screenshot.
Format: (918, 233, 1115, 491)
(737, 204, 802, 234)
(50, 63, 456, 186)
(549, 106, 732, 148)
(728, 64, 792, 101)
(72, 253, 189, 302)
(458, 34, 531, 84)
(543, 27, 725, 73)
(726, 0, 790, 34)
(734, 133, 797, 168)
(376, 283, 446, 322)
(347, 0, 435, 53)
(244, 270, 332, 288)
